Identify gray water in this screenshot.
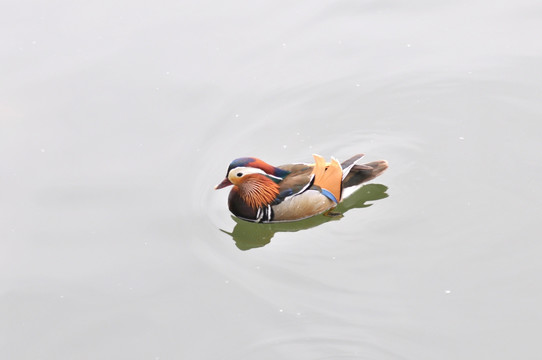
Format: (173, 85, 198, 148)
(2, 0, 542, 359)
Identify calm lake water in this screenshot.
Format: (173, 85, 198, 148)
(2, 0, 542, 359)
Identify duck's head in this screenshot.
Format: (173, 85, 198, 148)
(214, 157, 289, 190)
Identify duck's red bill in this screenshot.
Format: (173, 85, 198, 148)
(215, 178, 232, 189)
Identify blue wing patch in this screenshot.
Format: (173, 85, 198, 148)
(320, 189, 338, 204)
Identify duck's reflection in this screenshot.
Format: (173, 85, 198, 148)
(220, 184, 389, 250)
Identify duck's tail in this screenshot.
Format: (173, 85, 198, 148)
(341, 155, 388, 189)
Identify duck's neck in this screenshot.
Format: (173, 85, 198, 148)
(237, 174, 280, 209)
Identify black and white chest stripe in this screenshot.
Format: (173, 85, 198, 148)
(255, 204, 274, 223)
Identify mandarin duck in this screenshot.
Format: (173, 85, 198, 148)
(215, 154, 388, 223)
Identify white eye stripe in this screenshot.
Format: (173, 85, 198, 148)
(228, 166, 267, 178)
(227, 166, 285, 184)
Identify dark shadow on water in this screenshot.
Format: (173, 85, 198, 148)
(220, 184, 389, 251)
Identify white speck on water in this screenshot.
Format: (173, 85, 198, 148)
(59, 295, 64, 299)
(40, 148, 45, 153)
(255, 266, 260, 270)
(138, 143, 143, 147)
(144, 242, 148, 246)
(225, 280, 230, 284)
(155, 87, 159, 91)
(296, 312, 301, 316)
(31, 40, 37, 45)
(282, 43, 286, 47)
(165, 71, 170, 75)
(406, 43, 411, 47)
(331, 256, 336, 260)
(355, 83, 360, 87)
(282, 144, 287, 149)
(445, 290, 452, 294)
(234, 114, 239, 118)
(459, 136, 465, 140)
(278, 308, 284, 313)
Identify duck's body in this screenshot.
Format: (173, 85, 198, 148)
(215, 154, 388, 223)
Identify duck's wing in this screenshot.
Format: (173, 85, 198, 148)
(274, 155, 343, 204)
(340, 153, 364, 180)
(311, 155, 342, 203)
(342, 160, 388, 188)
(277, 163, 312, 173)
(272, 164, 314, 203)
(340, 153, 364, 169)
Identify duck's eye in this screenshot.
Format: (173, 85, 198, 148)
(236, 172, 243, 177)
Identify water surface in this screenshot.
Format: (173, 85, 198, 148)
(2, 0, 542, 359)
